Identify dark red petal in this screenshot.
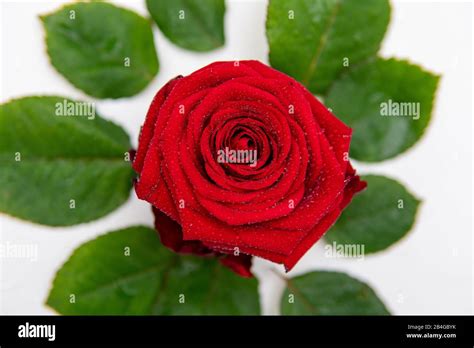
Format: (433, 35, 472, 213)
(152, 207, 211, 255)
(219, 254, 253, 278)
(152, 207, 255, 278)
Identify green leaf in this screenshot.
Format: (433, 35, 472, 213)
(325, 175, 420, 254)
(46, 226, 260, 315)
(0, 96, 133, 226)
(326, 58, 440, 161)
(281, 271, 390, 315)
(146, 0, 225, 52)
(266, 0, 390, 94)
(41, 2, 159, 99)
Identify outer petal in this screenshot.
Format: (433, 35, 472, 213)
(219, 254, 253, 278)
(133, 77, 181, 173)
(152, 207, 255, 277)
(152, 207, 211, 255)
(283, 166, 367, 271)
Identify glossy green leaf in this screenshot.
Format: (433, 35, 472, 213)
(326, 58, 440, 161)
(281, 271, 389, 315)
(0, 96, 133, 226)
(267, 0, 390, 94)
(46, 226, 260, 315)
(325, 175, 420, 254)
(146, 0, 225, 51)
(41, 2, 159, 99)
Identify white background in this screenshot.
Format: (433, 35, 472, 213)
(0, 0, 472, 315)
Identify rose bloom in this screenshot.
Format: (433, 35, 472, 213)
(133, 61, 365, 277)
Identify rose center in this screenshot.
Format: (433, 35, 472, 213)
(231, 134, 256, 152)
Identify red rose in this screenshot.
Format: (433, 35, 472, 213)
(133, 60, 365, 277)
